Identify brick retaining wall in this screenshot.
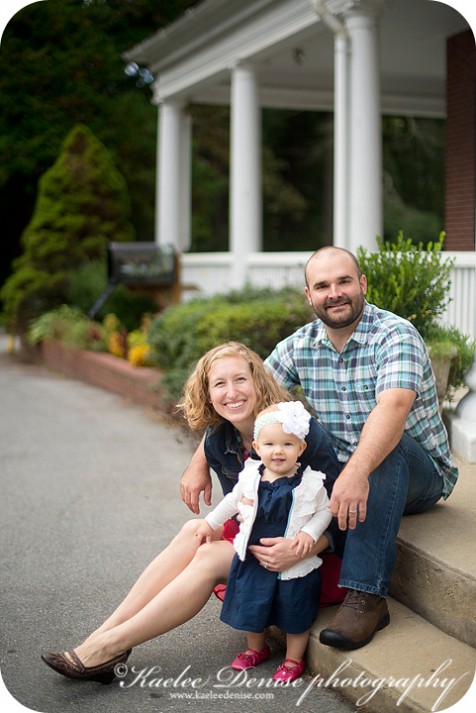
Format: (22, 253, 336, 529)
(41, 340, 166, 411)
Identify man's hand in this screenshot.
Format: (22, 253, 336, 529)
(329, 469, 369, 530)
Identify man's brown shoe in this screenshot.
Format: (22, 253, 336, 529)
(319, 589, 390, 650)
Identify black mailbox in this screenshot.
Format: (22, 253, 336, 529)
(88, 242, 177, 319)
(107, 242, 176, 286)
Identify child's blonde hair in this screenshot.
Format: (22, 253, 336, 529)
(178, 342, 291, 430)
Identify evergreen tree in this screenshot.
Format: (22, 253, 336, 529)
(0, 0, 196, 298)
(1, 124, 134, 329)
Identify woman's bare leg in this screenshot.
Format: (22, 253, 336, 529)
(74, 539, 234, 667)
(84, 519, 222, 640)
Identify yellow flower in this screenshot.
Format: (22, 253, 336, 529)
(127, 329, 148, 350)
(128, 344, 153, 367)
(108, 332, 127, 358)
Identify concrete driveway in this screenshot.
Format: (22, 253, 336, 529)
(0, 338, 355, 713)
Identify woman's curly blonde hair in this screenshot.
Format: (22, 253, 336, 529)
(178, 341, 291, 431)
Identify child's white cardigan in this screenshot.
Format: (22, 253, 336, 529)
(205, 458, 332, 580)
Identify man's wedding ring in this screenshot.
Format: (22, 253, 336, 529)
(264, 562, 269, 569)
(349, 509, 357, 514)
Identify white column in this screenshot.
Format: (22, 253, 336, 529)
(310, 1, 350, 249)
(179, 111, 192, 252)
(156, 99, 188, 251)
(230, 63, 262, 288)
(346, 5, 382, 253)
(333, 31, 350, 249)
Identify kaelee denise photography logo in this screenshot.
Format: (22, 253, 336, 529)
(113, 657, 473, 711)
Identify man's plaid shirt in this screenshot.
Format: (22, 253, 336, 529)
(265, 302, 458, 499)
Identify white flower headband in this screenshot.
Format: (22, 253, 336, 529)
(253, 401, 311, 442)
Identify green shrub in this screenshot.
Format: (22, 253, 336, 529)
(66, 260, 158, 331)
(65, 260, 108, 314)
(358, 232, 474, 396)
(357, 232, 454, 338)
(1, 263, 69, 332)
(147, 286, 313, 400)
(27, 305, 84, 344)
(147, 300, 220, 370)
(26, 304, 106, 351)
(63, 319, 107, 352)
(103, 286, 158, 333)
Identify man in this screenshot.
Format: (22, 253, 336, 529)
(180, 246, 458, 650)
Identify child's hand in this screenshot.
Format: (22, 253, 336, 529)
(237, 497, 254, 523)
(290, 531, 315, 558)
(194, 520, 214, 545)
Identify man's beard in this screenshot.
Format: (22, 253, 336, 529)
(312, 292, 365, 329)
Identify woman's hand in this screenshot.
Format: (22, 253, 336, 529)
(249, 533, 328, 572)
(180, 438, 212, 514)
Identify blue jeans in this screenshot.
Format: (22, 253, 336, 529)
(338, 432, 445, 597)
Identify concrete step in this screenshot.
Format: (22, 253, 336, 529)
(300, 454, 476, 712)
(307, 598, 476, 713)
(391, 457, 476, 648)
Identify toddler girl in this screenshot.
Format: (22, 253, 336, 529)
(195, 400, 331, 683)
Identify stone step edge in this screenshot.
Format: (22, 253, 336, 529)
(390, 536, 476, 649)
(303, 598, 476, 713)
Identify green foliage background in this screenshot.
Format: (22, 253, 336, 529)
(66, 260, 158, 331)
(0, 0, 194, 302)
(1, 0, 446, 313)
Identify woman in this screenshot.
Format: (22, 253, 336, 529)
(41, 342, 341, 683)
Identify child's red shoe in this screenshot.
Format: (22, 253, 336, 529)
(231, 646, 271, 670)
(272, 658, 305, 683)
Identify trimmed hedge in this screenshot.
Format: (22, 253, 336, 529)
(147, 286, 313, 401)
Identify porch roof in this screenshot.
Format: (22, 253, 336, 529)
(124, 0, 471, 117)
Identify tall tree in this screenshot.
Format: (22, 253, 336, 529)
(0, 0, 195, 298)
(1, 124, 134, 328)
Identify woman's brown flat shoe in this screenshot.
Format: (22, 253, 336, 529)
(41, 648, 132, 684)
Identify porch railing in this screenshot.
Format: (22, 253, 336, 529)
(180, 250, 476, 339)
